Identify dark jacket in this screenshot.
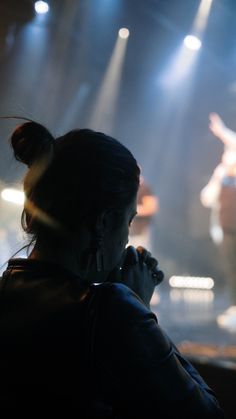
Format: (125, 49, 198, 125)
(0, 258, 224, 418)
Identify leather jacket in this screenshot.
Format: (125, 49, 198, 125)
(0, 258, 224, 418)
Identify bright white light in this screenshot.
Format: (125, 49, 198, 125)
(169, 276, 214, 290)
(119, 28, 130, 39)
(34, 1, 50, 14)
(184, 35, 202, 51)
(1, 188, 25, 205)
(170, 289, 214, 303)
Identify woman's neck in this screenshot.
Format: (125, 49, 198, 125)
(29, 240, 110, 283)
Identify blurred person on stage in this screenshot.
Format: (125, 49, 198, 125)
(200, 113, 236, 331)
(129, 177, 159, 306)
(129, 176, 159, 251)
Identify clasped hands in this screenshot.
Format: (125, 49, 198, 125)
(109, 246, 164, 308)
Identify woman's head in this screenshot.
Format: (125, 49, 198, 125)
(11, 121, 140, 269)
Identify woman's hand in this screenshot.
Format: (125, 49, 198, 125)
(108, 246, 164, 308)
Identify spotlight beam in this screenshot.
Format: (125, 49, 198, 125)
(89, 29, 129, 133)
(193, 0, 213, 34)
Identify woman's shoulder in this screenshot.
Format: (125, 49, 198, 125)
(91, 281, 145, 306)
(90, 282, 157, 324)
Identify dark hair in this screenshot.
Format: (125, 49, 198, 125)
(10, 122, 140, 239)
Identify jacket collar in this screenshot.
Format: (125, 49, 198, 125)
(3, 258, 81, 281)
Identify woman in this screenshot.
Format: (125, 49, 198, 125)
(201, 113, 236, 331)
(0, 121, 223, 417)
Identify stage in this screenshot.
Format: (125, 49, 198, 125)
(151, 282, 236, 419)
(152, 282, 236, 349)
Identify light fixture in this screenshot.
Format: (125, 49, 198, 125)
(184, 35, 202, 51)
(169, 276, 214, 290)
(34, 1, 50, 15)
(119, 28, 130, 39)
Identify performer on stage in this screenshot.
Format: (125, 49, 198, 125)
(128, 176, 159, 251)
(200, 113, 236, 331)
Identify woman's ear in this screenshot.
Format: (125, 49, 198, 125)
(94, 209, 116, 236)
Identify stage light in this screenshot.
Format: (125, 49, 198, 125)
(34, 1, 50, 14)
(1, 188, 25, 205)
(119, 28, 129, 39)
(170, 289, 214, 303)
(89, 29, 129, 133)
(169, 276, 214, 290)
(184, 35, 202, 51)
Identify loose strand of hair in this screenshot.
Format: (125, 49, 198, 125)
(0, 115, 34, 122)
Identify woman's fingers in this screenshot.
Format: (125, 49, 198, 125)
(122, 246, 139, 269)
(136, 246, 158, 269)
(146, 256, 158, 269)
(136, 246, 151, 263)
(151, 268, 164, 286)
(136, 246, 164, 286)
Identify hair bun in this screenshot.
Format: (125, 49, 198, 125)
(11, 121, 54, 167)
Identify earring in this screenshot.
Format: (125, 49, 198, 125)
(92, 232, 104, 272)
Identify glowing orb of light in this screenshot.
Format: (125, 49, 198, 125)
(34, 1, 50, 14)
(184, 35, 202, 51)
(119, 28, 130, 39)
